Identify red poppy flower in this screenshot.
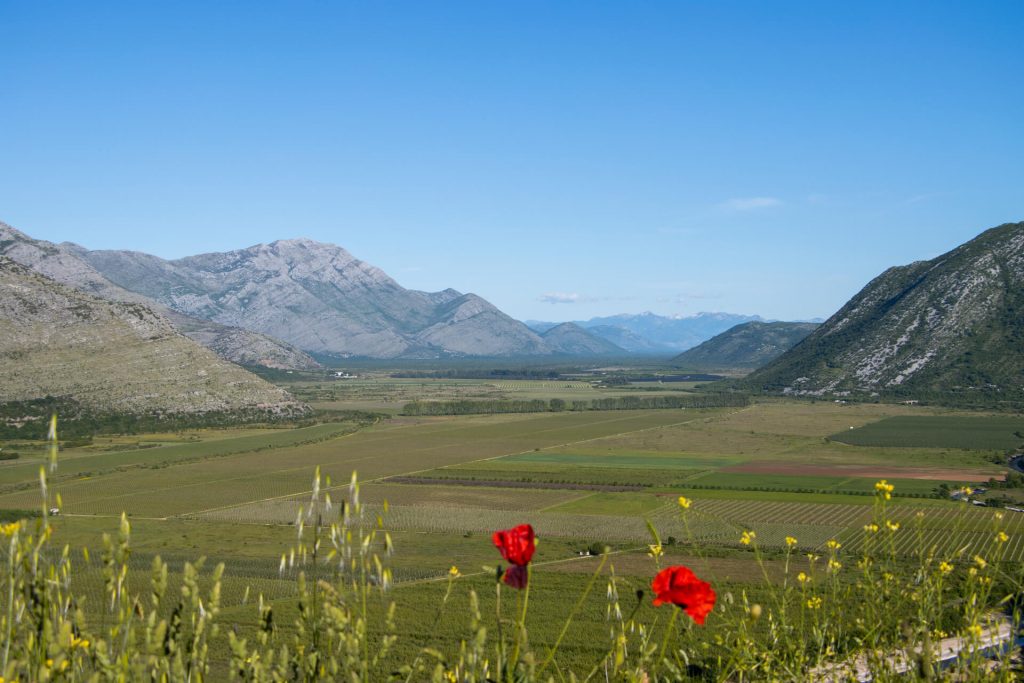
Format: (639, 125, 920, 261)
(492, 524, 536, 588)
(492, 524, 536, 566)
(651, 565, 716, 625)
(503, 564, 528, 589)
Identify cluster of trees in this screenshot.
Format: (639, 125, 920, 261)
(401, 393, 749, 416)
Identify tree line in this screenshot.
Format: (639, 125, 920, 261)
(401, 393, 749, 416)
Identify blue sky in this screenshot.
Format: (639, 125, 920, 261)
(2, 1, 1022, 322)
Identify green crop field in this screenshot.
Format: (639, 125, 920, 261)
(504, 451, 721, 469)
(831, 415, 1024, 450)
(684, 471, 949, 495)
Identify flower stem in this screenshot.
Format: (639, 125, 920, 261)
(656, 607, 680, 668)
(510, 563, 532, 673)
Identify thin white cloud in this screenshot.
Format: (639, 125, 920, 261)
(719, 196, 784, 212)
(538, 292, 581, 304)
(903, 193, 939, 205)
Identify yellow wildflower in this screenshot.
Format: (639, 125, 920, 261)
(448, 566, 460, 578)
(827, 558, 842, 572)
(785, 536, 798, 548)
(806, 596, 823, 609)
(938, 561, 953, 575)
(677, 496, 692, 510)
(647, 543, 664, 558)
(740, 530, 756, 546)
(995, 531, 1009, 544)
(826, 539, 841, 550)
(885, 521, 900, 532)
(973, 555, 988, 569)
(863, 523, 879, 533)
(797, 571, 810, 584)
(0, 521, 20, 537)
(874, 480, 894, 499)
(966, 624, 983, 638)
(968, 567, 978, 577)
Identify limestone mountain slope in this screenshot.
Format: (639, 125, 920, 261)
(672, 321, 819, 372)
(0, 223, 319, 370)
(0, 257, 306, 416)
(78, 238, 552, 358)
(165, 313, 322, 370)
(742, 222, 1024, 398)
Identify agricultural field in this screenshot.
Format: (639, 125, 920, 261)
(831, 415, 1024, 450)
(2, 393, 1021, 670)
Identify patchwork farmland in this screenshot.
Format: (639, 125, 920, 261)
(1, 384, 1020, 670)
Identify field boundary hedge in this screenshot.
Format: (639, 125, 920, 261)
(401, 393, 749, 416)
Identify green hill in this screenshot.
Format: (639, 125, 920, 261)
(671, 321, 819, 372)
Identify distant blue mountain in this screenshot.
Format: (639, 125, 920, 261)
(525, 312, 767, 353)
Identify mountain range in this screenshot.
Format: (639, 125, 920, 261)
(527, 312, 766, 353)
(4, 217, 1022, 413)
(2, 223, 629, 360)
(743, 221, 1024, 400)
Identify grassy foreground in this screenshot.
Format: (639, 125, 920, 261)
(2, 454, 1022, 681)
